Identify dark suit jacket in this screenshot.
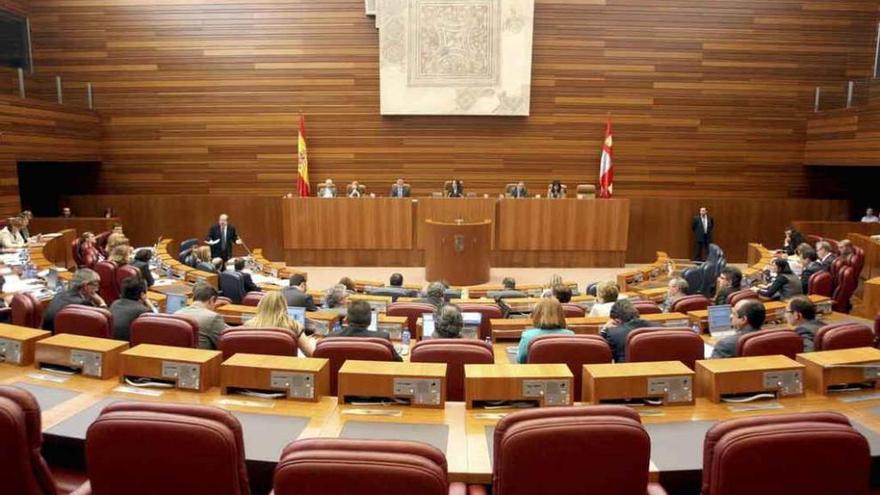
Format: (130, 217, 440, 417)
(132, 260, 155, 288)
(758, 273, 802, 300)
(714, 286, 736, 306)
(795, 319, 824, 353)
(800, 261, 825, 293)
(711, 325, 760, 359)
(238, 271, 260, 293)
(691, 215, 714, 242)
(819, 253, 837, 269)
(42, 289, 95, 331)
(282, 286, 318, 311)
(446, 182, 464, 198)
(207, 223, 238, 260)
(328, 325, 402, 361)
(390, 185, 410, 198)
(110, 298, 151, 341)
(600, 318, 652, 363)
(196, 261, 218, 273)
(510, 186, 529, 198)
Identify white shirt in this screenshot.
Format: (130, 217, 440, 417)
(862, 215, 879, 223)
(701, 215, 708, 233)
(321, 187, 335, 198)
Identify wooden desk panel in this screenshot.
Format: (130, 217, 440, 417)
(415, 198, 496, 249)
(30, 217, 119, 238)
(497, 198, 629, 251)
(792, 221, 880, 241)
(282, 198, 413, 250)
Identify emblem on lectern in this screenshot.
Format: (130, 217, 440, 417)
(454, 235, 465, 253)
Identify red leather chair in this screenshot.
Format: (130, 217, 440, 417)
(94, 231, 111, 257)
(218, 327, 298, 360)
(0, 385, 87, 495)
(827, 238, 840, 254)
(527, 335, 612, 403)
(241, 291, 264, 307)
(561, 303, 586, 317)
(54, 305, 113, 339)
(71, 238, 85, 267)
(808, 270, 833, 297)
(313, 337, 397, 395)
(485, 406, 666, 495)
(114, 265, 140, 289)
(11, 292, 43, 328)
(632, 301, 662, 315)
(386, 302, 436, 336)
(130, 314, 199, 348)
(93, 261, 119, 304)
(849, 247, 865, 278)
(410, 339, 494, 401)
(670, 294, 710, 313)
(273, 438, 466, 495)
(458, 303, 503, 341)
(701, 412, 869, 495)
(726, 289, 759, 306)
(626, 327, 704, 370)
(74, 402, 250, 495)
(813, 323, 875, 351)
(831, 256, 846, 285)
(736, 329, 803, 359)
(832, 266, 857, 313)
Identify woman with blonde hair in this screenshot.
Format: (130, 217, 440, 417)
(0, 217, 26, 252)
(105, 232, 129, 252)
(243, 291, 316, 356)
(515, 298, 572, 363)
(588, 280, 620, 318)
(190, 245, 216, 273)
(108, 244, 132, 266)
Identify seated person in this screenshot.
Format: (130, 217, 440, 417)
(661, 277, 688, 312)
(861, 207, 879, 223)
(757, 258, 802, 300)
(446, 179, 464, 198)
(19, 210, 32, 239)
(319, 178, 337, 198)
(282, 273, 318, 311)
(588, 281, 620, 317)
(417, 282, 446, 309)
(372, 272, 415, 299)
(816, 240, 836, 268)
(838, 239, 854, 262)
(347, 181, 364, 198)
(600, 299, 651, 363)
(713, 266, 743, 305)
(510, 181, 529, 198)
(328, 300, 402, 361)
(390, 178, 410, 198)
(74, 232, 100, 269)
(0, 217, 26, 252)
(785, 296, 823, 352)
(799, 249, 824, 294)
(108, 244, 132, 267)
(711, 299, 765, 358)
(488, 277, 528, 300)
(516, 298, 573, 363)
(105, 232, 129, 252)
(433, 303, 463, 339)
(233, 258, 260, 293)
(42, 268, 107, 331)
(191, 246, 216, 273)
(551, 284, 572, 303)
(323, 284, 349, 316)
(547, 180, 566, 199)
(61, 207, 73, 218)
(174, 283, 228, 350)
(782, 226, 804, 256)
(244, 291, 316, 356)
(131, 249, 156, 288)
(338, 276, 356, 293)
(109, 276, 154, 341)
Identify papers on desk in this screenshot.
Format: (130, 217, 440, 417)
(0, 253, 23, 265)
(250, 273, 286, 287)
(3, 274, 45, 293)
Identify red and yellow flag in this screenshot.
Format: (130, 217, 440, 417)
(598, 117, 614, 199)
(296, 114, 311, 197)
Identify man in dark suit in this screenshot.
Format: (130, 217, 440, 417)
(799, 249, 825, 294)
(282, 273, 318, 311)
(510, 182, 529, 198)
(446, 180, 464, 198)
(328, 300, 402, 361)
(600, 299, 651, 363)
(233, 258, 260, 293)
(711, 299, 764, 359)
(207, 213, 240, 262)
(815, 241, 836, 268)
(487, 277, 528, 300)
(691, 206, 714, 261)
(390, 179, 410, 198)
(785, 296, 822, 352)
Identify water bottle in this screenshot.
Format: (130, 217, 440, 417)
(484, 335, 493, 346)
(691, 323, 702, 334)
(401, 329, 411, 350)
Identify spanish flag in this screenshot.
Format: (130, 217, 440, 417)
(598, 117, 613, 199)
(297, 114, 311, 197)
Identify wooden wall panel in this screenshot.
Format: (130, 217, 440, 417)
(497, 198, 629, 251)
(22, 0, 880, 199)
(281, 198, 413, 250)
(415, 198, 496, 249)
(806, 93, 880, 166)
(0, 0, 28, 15)
(790, 221, 880, 240)
(0, 95, 101, 218)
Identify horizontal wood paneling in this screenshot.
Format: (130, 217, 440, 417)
(790, 220, 880, 240)
(23, 0, 880, 199)
(0, 0, 27, 15)
(806, 92, 880, 166)
(497, 198, 629, 251)
(415, 198, 496, 249)
(281, 197, 413, 250)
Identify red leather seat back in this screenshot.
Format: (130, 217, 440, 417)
(831, 256, 846, 284)
(808, 271, 833, 297)
(313, 337, 396, 395)
(814, 323, 874, 351)
(86, 401, 250, 495)
(94, 261, 119, 303)
(849, 248, 865, 278)
(527, 335, 612, 402)
(274, 438, 449, 495)
(561, 303, 586, 317)
(410, 339, 494, 401)
(0, 385, 57, 495)
(736, 329, 803, 359)
(632, 301, 662, 315)
(671, 294, 710, 313)
(832, 266, 857, 313)
(218, 327, 298, 360)
(386, 302, 437, 335)
(115, 265, 141, 289)
(493, 406, 650, 495)
(726, 289, 758, 306)
(55, 305, 113, 339)
(71, 239, 85, 267)
(94, 231, 111, 257)
(626, 327, 704, 370)
(11, 292, 43, 329)
(702, 412, 869, 495)
(241, 292, 264, 307)
(458, 303, 503, 340)
(130, 314, 199, 348)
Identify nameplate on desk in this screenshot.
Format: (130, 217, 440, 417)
(162, 361, 202, 390)
(341, 408, 404, 417)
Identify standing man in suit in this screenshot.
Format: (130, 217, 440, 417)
(691, 206, 714, 262)
(510, 181, 529, 198)
(206, 213, 240, 263)
(446, 180, 464, 198)
(390, 178, 410, 198)
(282, 273, 318, 311)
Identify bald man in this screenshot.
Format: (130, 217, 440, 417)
(207, 213, 241, 262)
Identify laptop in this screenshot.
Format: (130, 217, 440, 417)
(461, 312, 482, 339)
(165, 293, 187, 314)
(707, 304, 734, 338)
(286, 306, 306, 328)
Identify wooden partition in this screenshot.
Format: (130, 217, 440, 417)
(791, 221, 880, 241)
(850, 234, 880, 282)
(30, 217, 119, 237)
(415, 198, 496, 249)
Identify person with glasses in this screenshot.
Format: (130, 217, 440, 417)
(785, 296, 822, 352)
(713, 267, 743, 305)
(711, 299, 765, 359)
(42, 268, 107, 332)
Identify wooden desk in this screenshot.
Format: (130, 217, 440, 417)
(337, 360, 446, 408)
(425, 219, 492, 286)
(583, 361, 695, 405)
(792, 221, 880, 242)
(696, 355, 805, 403)
(220, 354, 330, 401)
(415, 198, 496, 249)
(464, 363, 573, 408)
(35, 334, 128, 380)
(282, 198, 414, 251)
(490, 317, 594, 341)
(0, 324, 51, 366)
(797, 347, 880, 394)
(30, 217, 119, 238)
(121, 344, 222, 392)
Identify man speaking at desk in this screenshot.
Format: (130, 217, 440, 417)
(206, 213, 241, 262)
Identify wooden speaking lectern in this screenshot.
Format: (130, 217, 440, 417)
(424, 219, 491, 286)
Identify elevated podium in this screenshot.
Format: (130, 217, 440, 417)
(424, 219, 491, 286)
